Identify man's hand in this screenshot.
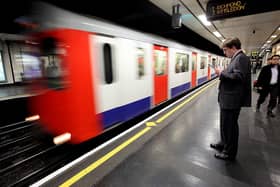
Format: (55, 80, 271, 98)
(215, 67, 221, 76)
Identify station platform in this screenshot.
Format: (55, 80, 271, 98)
(31, 80, 280, 187)
(0, 85, 34, 101)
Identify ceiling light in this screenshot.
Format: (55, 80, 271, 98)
(198, 15, 212, 26)
(213, 31, 222, 37)
(271, 35, 277, 38)
(267, 41, 271, 43)
(222, 39, 225, 42)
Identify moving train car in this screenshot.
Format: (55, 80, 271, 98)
(27, 3, 229, 144)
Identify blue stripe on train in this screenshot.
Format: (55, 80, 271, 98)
(198, 76, 208, 85)
(101, 97, 151, 129)
(171, 82, 191, 98)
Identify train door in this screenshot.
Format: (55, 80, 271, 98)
(208, 55, 211, 80)
(191, 52, 197, 88)
(153, 45, 168, 105)
(93, 35, 122, 128)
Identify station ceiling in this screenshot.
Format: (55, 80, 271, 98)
(151, 0, 280, 56)
(1, 0, 279, 56)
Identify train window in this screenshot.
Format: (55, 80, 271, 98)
(103, 43, 113, 84)
(155, 50, 167, 75)
(137, 47, 145, 79)
(175, 53, 189, 73)
(0, 51, 6, 82)
(191, 53, 197, 71)
(40, 37, 65, 90)
(211, 58, 217, 68)
(21, 53, 42, 80)
(200, 56, 207, 69)
(8, 41, 40, 82)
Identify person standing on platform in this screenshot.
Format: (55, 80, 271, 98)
(255, 55, 280, 117)
(210, 37, 251, 161)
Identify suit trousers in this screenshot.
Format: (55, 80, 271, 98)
(257, 85, 278, 111)
(220, 108, 241, 158)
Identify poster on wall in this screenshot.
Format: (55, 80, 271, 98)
(0, 53, 6, 82)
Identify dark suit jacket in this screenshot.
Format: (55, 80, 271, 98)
(255, 64, 280, 89)
(218, 51, 252, 109)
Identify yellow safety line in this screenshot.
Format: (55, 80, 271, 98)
(156, 80, 218, 123)
(60, 127, 151, 187)
(60, 80, 217, 186)
(146, 122, 157, 127)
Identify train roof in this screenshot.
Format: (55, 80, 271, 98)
(33, 2, 224, 58)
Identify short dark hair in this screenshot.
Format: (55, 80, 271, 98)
(221, 37, 241, 49)
(271, 54, 280, 59)
(267, 57, 272, 60)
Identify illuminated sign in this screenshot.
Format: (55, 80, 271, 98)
(206, 0, 279, 21)
(251, 51, 258, 56)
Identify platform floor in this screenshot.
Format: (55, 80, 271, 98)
(96, 82, 280, 187)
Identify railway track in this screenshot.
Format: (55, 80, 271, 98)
(0, 120, 70, 187)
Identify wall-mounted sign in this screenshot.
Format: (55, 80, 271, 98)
(206, 0, 280, 21)
(251, 51, 258, 59)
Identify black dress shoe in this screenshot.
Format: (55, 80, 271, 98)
(214, 152, 235, 161)
(210, 143, 224, 152)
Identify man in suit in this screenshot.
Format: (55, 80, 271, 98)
(210, 37, 251, 161)
(255, 54, 280, 117)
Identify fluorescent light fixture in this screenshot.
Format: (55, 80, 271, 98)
(198, 14, 212, 26)
(267, 40, 271, 43)
(271, 35, 277, 38)
(213, 31, 222, 37)
(222, 39, 225, 42)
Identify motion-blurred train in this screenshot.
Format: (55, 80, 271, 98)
(26, 3, 230, 144)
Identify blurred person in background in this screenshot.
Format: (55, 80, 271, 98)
(255, 55, 280, 117)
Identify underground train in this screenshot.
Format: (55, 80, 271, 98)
(26, 3, 230, 144)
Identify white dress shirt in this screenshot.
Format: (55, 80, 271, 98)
(270, 65, 278, 85)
